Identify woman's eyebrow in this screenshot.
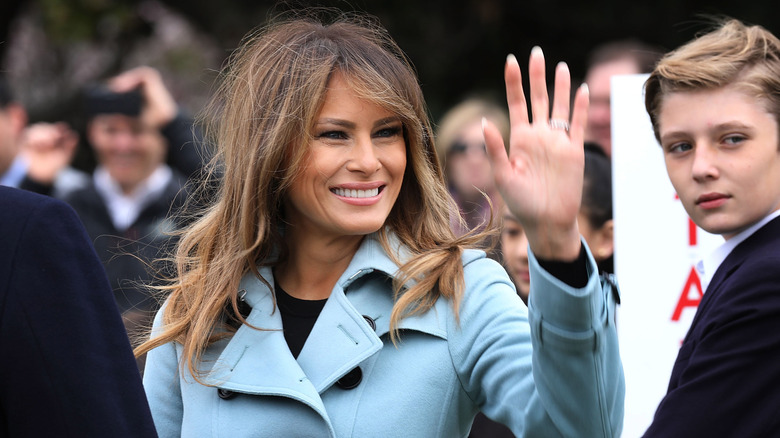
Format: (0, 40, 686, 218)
(315, 118, 355, 128)
(374, 116, 402, 127)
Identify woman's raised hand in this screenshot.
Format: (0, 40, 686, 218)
(483, 47, 588, 261)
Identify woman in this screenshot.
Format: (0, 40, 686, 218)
(138, 12, 623, 437)
(435, 97, 509, 237)
(642, 19, 780, 437)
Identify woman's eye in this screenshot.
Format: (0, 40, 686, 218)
(374, 126, 402, 138)
(318, 130, 347, 140)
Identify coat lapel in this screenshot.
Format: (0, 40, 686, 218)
(296, 287, 383, 392)
(203, 232, 461, 417)
(687, 217, 780, 338)
(205, 268, 325, 414)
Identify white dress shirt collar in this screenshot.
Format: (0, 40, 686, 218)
(696, 209, 780, 292)
(93, 165, 173, 231)
(0, 155, 28, 188)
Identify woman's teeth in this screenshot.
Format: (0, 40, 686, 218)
(333, 188, 379, 198)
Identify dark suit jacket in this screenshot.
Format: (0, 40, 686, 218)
(644, 216, 780, 437)
(0, 187, 157, 437)
(64, 172, 187, 315)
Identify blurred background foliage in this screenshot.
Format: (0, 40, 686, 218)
(2, 0, 778, 132)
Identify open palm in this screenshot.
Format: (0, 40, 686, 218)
(483, 48, 587, 260)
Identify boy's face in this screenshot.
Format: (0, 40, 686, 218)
(659, 85, 780, 239)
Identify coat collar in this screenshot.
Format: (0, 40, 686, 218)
(331, 231, 453, 340)
(708, 215, 780, 292)
(204, 232, 457, 403)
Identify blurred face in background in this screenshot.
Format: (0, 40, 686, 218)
(585, 58, 640, 155)
(88, 114, 166, 194)
(577, 211, 614, 264)
(0, 103, 26, 175)
(447, 120, 494, 201)
(501, 206, 530, 303)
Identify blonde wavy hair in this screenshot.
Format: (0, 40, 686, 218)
(135, 11, 490, 381)
(645, 18, 780, 142)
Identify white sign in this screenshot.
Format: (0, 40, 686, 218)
(611, 74, 723, 438)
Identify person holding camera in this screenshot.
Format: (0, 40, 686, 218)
(64, 67, 201, 367)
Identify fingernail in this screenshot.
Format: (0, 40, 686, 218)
(557, 61, 569, 71)
(531, 46, 543, 56)
(506, 53, 518, 66)
(481, 117, 487, 134)
(580, 83, 589, 94)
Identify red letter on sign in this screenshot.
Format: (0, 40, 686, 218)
(675, 193, 698, 247)
(671, 267, 703, 321)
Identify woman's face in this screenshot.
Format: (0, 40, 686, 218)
(659, 85, 780, 239)
(501, 207, 530, 302)
(448, 120, 494, 200)
(285, 72, 407, 241)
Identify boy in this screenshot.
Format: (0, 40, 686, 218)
(642, 19, 780, 437)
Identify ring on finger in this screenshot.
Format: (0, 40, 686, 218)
(549, 118, 570, 132)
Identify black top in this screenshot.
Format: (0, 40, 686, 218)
(275, 282, 327, 359)
(536, 245, 589, 289)
(272, 246, 589, 360)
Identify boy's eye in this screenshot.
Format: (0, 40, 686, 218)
(668, 142, 692, 153)
(723, 134, 746, 145)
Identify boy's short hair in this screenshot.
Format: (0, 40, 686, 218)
(644, 19, 780, 142)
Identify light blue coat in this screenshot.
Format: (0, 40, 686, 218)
(143, 232, 624, 437)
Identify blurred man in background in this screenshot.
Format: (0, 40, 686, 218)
(584, 40, 663, 156)
(0, 74, 85, 197)
(63, 67, 202, 369)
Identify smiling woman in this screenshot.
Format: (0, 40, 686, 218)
(279, 72, 408, 299)
(135, 9, 623, 438)
(286, 74, 406, 238)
